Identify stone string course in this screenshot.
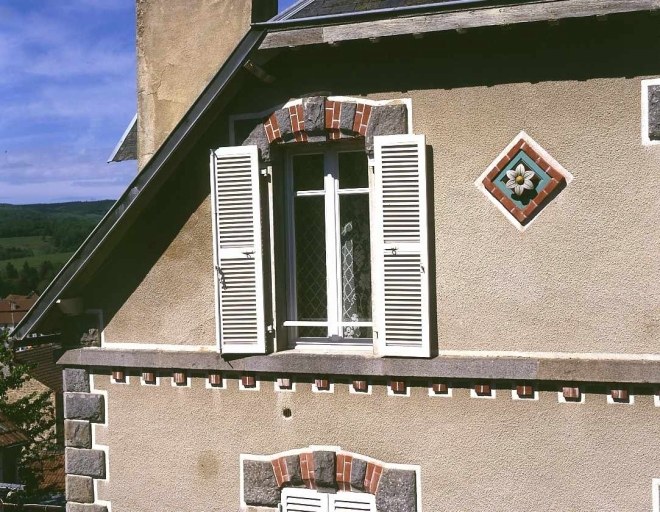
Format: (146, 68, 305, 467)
(63, 368, 108, 512)
(242, 96, 408, 161)
(243, 447, 417, 512)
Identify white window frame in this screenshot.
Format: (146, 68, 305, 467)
(282, 143, 375, 350)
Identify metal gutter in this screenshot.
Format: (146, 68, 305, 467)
(12, 28, 266, 340)
(255, 0, 542, 28)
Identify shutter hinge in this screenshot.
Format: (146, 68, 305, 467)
(260, 165, 272, 177)
(266, 325, 275, 335)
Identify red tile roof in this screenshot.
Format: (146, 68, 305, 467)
(0, 293, 38, 327)
(0, 412, 28, 448)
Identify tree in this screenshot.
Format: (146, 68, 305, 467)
(0, 331, 60, 502)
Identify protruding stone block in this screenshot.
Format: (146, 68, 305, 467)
(242, 460, 280, 507)
(285, 454, 303, 486)
(274, 108, 294, 142)
(65, 448, 106, 479)
(303, 96, 326, 134)
(312, 451, 336, 488)
(350, 458, 368, 490)
(65, 393, 105, 423)
(66, 475, 94, 503)
(375, 468, 417, 512)
(63, 368, 90, 393)
(65, 420, 92, 449)
(339, 102, 357, 134)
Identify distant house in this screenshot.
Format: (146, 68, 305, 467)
(0, 413, 28, 487)
(10, 0, 660, 511)
(0, 293, 38, 333)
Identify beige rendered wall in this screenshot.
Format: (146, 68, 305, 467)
(103, 74, 660, 354)
(101, 195, 217, 348)
(410, 76, 660, 355)
(136, 0, 253, 168)
(93, 374, 660, 512)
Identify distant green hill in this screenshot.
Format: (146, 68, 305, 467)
(0, 200, 114, 296)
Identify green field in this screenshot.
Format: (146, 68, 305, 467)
(0, 235, 53, 251)
(2, 251, 74, 269)
(0, 201, 113, 296)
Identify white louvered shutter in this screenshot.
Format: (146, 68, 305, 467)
(210, 145, 266, 354)
(281, 488, 329, 512)
(329, 492, 376, 511)
(373, 134, 430, 358)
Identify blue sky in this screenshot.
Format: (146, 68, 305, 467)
(0, 0, 297, 205)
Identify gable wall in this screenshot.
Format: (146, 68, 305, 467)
(100, 14, 660, 354)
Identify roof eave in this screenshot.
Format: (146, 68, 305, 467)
(258, 0, 660, 49)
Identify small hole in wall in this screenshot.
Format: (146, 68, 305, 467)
(282, 407, 292, 419)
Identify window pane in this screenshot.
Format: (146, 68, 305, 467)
(298, 326, 327, 338)
(293, 154, 325, 191)
(295, 196, 327, 323)
(340, 194, 371, 338)
(339, 151, 368, 189)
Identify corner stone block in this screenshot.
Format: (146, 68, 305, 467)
(242, 124, 271, 162)
(63, 368, 90, 393)
(66, 504, 108, 512)
(65, 393, 105, 423)
(66, 475, 94, 503)
(366, 104, 408, 140)
(243, 460, 280, 507)
(375, 468, 417, 512)
(649, 84, 660, 141)
(65, 420, 92, 449)
(65, 448, 106, 479)
(312, 451, 336, 488)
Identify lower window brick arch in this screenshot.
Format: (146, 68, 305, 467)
(240, 446, 420, 512)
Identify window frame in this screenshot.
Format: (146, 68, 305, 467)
(280, 141, 376, 351)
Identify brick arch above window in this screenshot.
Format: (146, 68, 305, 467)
(240, 96, 409, 161)
(241, 445, 419, 511)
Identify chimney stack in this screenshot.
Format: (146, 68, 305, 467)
(136, 0, 277, 168)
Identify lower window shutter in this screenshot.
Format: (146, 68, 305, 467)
(329, 493, 376, 511)
(210, 145, 266, 354)
(373, 134, 431, 358)
(281, 488, 329, 512)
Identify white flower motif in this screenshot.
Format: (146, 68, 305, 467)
(505, 163, 535, 196)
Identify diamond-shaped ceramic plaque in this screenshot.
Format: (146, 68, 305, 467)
(475, 131, 573, 230)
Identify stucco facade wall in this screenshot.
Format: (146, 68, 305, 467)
(104, 18, 660, 355)
(136, 0, 253, 168)
(92, 374, 660, 511)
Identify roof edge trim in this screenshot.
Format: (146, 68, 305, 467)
(108, 114, 137, 163)
(12, 29, 267, 340)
